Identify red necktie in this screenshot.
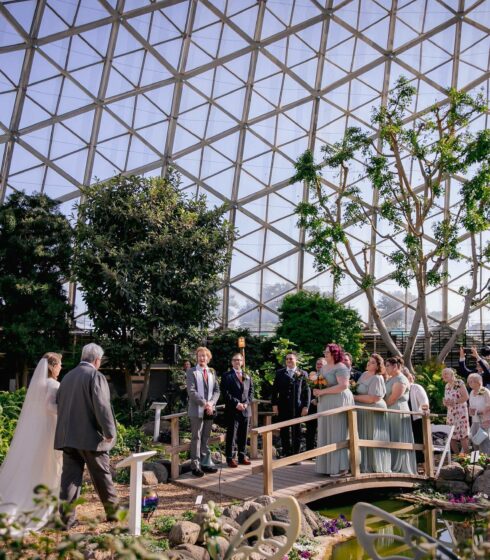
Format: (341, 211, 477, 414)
(203, 368, 208, 383)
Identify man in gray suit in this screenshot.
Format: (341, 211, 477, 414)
(186, 346, 220, 477)
(55, 343, 119, 527)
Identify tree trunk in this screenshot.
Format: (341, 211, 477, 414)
(21, 363, 29, 388)
(403, 307, 422, 371)
(139, 364, 152, 411)
(365, 287, 402, 357)
(437, 235, 479, 363)
(124, 368, 136, 407)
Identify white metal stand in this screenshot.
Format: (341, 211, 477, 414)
(150, 401, 167, 442)
(116, 451, 157, 535)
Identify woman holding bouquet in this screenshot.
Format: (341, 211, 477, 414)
(314, 343, 354, 477)
(353, 354, 391, 473)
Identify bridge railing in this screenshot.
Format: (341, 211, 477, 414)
(251, 405, 435, 496)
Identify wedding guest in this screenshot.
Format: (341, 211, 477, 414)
(271, 353, 310, 457)
(442, 367, 469, 454)
(384, 356, 417, 474)
(354, 353, 391, 473)
(459, 346, 490, 387)
(467, 373, 490, 453)
(0, 353, 62, 531)
(315, 344, 354, 477)
(221, 353, 253, 467)
(186, 347, 220, 477)
(404, 368, 430, 465)
(344, 352, 362, 382)
(55, 344, 119, 527)
(305, 357, 326, 451)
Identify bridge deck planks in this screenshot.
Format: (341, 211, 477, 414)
(175, 459, 428, 503)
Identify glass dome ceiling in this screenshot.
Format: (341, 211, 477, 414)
(1, 0, 489, 333)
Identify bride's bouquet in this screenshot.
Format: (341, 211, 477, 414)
(307, 371, 328, 391)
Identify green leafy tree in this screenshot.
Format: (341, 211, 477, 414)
(73, 173, 234, 407)
(291, 77, 490, 369)
(0, 192, 72, 386)
(276, 291, 364, 363)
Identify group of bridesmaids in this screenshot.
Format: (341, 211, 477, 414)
(313, 344, 418, 477)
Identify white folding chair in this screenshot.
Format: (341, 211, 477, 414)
(431, 424, 454, 478)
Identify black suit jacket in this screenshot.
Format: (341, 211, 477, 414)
(271, 368, 311, 419)
(220, 370, 254, 418)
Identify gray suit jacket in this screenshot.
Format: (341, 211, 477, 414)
(54, 363, 117, 452)
(186, 367, 220, 418)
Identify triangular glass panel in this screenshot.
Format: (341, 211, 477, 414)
(98, 110, 130, 142)
(261, 8, 287, 39)
(161, 2, 190, 33)
(21, 126, 53, 157)
(276, 113, 307, 145)
(228, 306, 260, 330)
(262, 269, 294, 302)
(275, 181, 303, 205)
(242, 150, 273, 184)
(3, 0, 37, 33)
(39, 4, 69, 37)
(133, 93, 165, 129)
(152, 37, 183, 70)
(62, 112, 95, 142)
(254, 52, 281, 82)
(105, 66, 136, 97)
(212, 65, 246, 98)
(362, 17, 390, 48)
(112, 50, 145, 86)
(39, 36, 71, 68)
(19, 96, 51, 128)
(148, 10, 182, 44)
(235, 209, 262, 237)
(393, 18, 421, 49)
(218, 23, 250, 58)
(237, 171, 266, 199)
(241, 196, 268, 222)
(51, 124, 87, 159)
(206, 103, 240, 137)
(179, 104, 210, 140)
(186, 42, 214, 71)
(278, 136, 309, 161)
(187, 68, 217, 99)
(427, 25, 456, 54)
(280, 74, 311, 106)
(92, 151, 119, 182)
(142, 84, 174, 117)
(26, 76, 63, 115)
(230, 250, 260, 278)
(264, 230, 295, 261)
(334, 0, 360, 28)
(425, 61, 453, 89)
(172, 123, 200, 153)
(126, 136, 158, 169)
(80, 25, 112, 56)
(223, 52, 252, 83)
(69, 63, 103, 95)
(243, 130, 271, 160)
(460, 36, 490, 72)
(269, 251, 299, 283)
(28, 51, 60, 84)
(290, 57, 318, 87)
(267, 192, 296, 222)
(0, 51, 25, 85)
(192, 22, 222, 58)
(179, 83, 206, 113)
(173, 151, 202, 179)
(57, 78, 94, 113)
(126, 10, 151, 39)
(248, 90, 275, 120)
(270, 152, 295, 184)
(235, 229, 265, 262)
(0, 15, 23, 47)
(353, 38, 382, 71)
(46, 0, 78, 26)
(136, 120, 168, 150)
(209, 132, 239, 161)
(265, 37, 289, 66)
(68, 35, 103, 71)
(201, 145, 234, 178)
(54, 148, 89, 182)
(396, 0, 426, 34)
(327, 37, 356, 72)
(75, 2, 110, 26)
(8, 166, 45, 195)
(203, 167, 235, 199)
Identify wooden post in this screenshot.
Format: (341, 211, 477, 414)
(170, 417, 180, 480)
(422, 413, 434, 477)
(263, 431, 273, 495)
(250, 401, 259, 459)
(348, 408, 360, 478)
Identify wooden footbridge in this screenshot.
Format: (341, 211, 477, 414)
(160, 405, 435, 504)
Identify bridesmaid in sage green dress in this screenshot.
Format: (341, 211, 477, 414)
(353, 353, 391, 473)
(314, 343, 354, 477)
(384, 356, 417, 474)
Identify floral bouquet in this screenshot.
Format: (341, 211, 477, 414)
(307, 371, 328, 391)
(349, 380, 358, 395)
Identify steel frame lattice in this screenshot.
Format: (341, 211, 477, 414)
(0, 0, 489, 332)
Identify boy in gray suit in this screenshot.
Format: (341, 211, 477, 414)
(186, 346, 220, 477)
(55, 343, 119, 527)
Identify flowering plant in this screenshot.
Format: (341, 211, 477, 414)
(307, 371, 328, 391)
(314, 514, 351, 536)
(282, 536, 318, 559)
(454, 452, 490, 468)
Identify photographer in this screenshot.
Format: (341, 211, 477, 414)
(459, 346, 490, 388)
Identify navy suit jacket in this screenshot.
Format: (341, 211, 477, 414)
(271, 368, 311, 419)
(221, 369, 254, 418)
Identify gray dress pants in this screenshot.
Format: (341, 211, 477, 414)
(59, 448, 119, 525)
(190, 417, 213, 470)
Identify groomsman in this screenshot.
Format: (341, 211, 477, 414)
(344, 352, 362, 382)
(186, 347, 220, 477)
(221, 353, 254, 467)
(271, 353, 310, 457)
(305, 357, 326, 451)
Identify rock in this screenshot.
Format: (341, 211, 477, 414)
(465, 464, 484, 483)
(169, 520, 201, 547)
(300, 504, 324, 535)
(439, 462, 466, 481)
(222, 501, 273, 537)
(248, 545, 278, 560)
(142, 471, 158, 486)
(174, 544, 210, 560)
(473, 469, 490, 495)
(213, 536, 230, 557)
(435, 479, 470, 494)
(165, 551, 194, 560)
(144, 462, 169, 483)
(252, 495, 275, 508)
(219, 515, 240, 539)
(140, 420, 170, 436)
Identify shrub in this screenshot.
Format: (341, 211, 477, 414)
(276, 291, 364, 362)
(414, 360, 446, 414)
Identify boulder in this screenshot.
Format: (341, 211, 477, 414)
(465, 464, 484, 484)
(169, 520, 201, 547)
(165, 551, 194, 560)
(472, 469, 490, 495)
(142, 471, 158, 486)
(174, 544, 210, 560)
(144, 462, 169, 483)
(435, 479, 470, 494)
(222, 500, 273, 537)
(438, 462, 466, 481)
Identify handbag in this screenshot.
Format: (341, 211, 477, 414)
(471, 427, 489, 446)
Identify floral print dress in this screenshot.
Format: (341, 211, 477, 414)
(445, 379, 469, 440)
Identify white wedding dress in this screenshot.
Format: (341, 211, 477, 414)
(0, 358, 62, 531)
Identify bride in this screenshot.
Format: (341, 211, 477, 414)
(0, 353, 63, 531)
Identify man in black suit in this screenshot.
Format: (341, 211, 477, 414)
(271, 352, 310, 457)
(221, 353, 254, 468)
(345, 352, 362, 382)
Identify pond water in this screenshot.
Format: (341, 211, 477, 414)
(314, 490, 488, 559)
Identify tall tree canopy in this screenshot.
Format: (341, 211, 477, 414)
(291, 78, 490, 368)
(0, 192, 72, 386)
(73, 173, 234, 405)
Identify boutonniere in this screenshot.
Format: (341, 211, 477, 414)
(478, 388, 486, 396)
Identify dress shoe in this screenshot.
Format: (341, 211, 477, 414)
(191, 468, 205, 477)
(201, 465, 218, 474)
(238, 457, 251, 465)
(227, 459, 238, 468)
